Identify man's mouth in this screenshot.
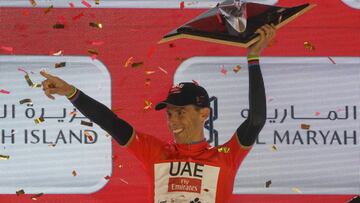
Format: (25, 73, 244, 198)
(172, 128, 184, 134)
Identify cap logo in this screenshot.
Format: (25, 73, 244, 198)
(169, 84, 184, 94)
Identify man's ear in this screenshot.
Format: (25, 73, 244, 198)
(200, 107, 210, 122)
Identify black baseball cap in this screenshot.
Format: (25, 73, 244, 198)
(155, 82, 210, 111)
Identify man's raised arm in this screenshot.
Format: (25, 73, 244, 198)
(40, 71, 133, 146)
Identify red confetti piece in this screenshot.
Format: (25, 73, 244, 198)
(72, 12, 84, 21)
(69, 2, 75, 8)
(0, 89, 10, 94)
(22, 10, 30, 16)
(169, 43, 175, 48)
(220, 65, 227, 75)
(104, 175, 111, 180)
(303, 41, 315, 51)
(180, 1, 185, 9)
(81, 0, 91, 8)
(158, 67, 168, 74)
(146, 46, 156, 59)
(328, 56, 336, 64)
(88, 40, 104, 46)
(1, 46, 14, 53)
(91, 55, 97, 60)
(17, 67, 28, 75)
(315, 112, 321, 116)
(216, 12, 223, 24)
(84, 131, 94, 141)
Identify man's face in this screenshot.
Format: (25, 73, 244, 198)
(166, 105, 209, 144)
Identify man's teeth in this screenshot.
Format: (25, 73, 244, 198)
(173, 129, 183, 134)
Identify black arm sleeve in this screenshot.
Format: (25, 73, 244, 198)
(70, 90, 133, 146)
(236, 62, 266, 146)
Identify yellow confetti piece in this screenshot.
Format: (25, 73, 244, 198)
(303, 41, 315, 51)
(53, 23, 65, 29)
(144, 100, 152, 110)
(271, 145, 278, 151)
(265, 180, 272, 188)
(25, 74, 34, 86)
(44, 5, 53, 14)
(89, 22, 102, 29)
(292, 187, 302, 194)
(0, 154, 10, 160)
(95, 0, 100, 5)
(29, 0, 37, 7)
(88, 49, 99, 55)
(217, 147, 230, 153)
(55, 62, 66, 68)
(34, 117, 45, 124)
(124, 56, 134, 67)
(32, 83, 42, 88)
(131, 61, 144, 68)
(31, 193, 44, 200)
(16, 189, 25, 196)
(72, 170, 77, 176)
(233, 65, 241, 73)
(301, 124, 310, 130)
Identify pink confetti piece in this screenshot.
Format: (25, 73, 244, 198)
(88, 40, 104, 46)
(315, 112, 321, 116)
(17, 67, 28, 75)
(328, 56, 336, 64)
(180, 1, 185, 9)
(69, 2, 75, 8)
(1, 46, 14, 53)
(81, 0, 91, 8)
(91, 54, 97, 60)
(220, 65, 227, 75)
(216, 12, 223, 24)
(158, 66, 168, 74)
(72, 12, 84, 21)
(0, 89, 10, 94)
(192, 80, 199, 86)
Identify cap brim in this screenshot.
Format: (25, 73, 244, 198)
(155, 101, 167, 111)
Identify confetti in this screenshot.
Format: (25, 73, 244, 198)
(18, 67, 28, 74)
(131, 61, 144, 68)
(144, 100, 152, 110)
(16, 189, 25, 196)
(147, 46, 156, 59)
(169, 43, 175, 48)
(53, 23, 65, 29)
(301, 124, 310, 130)
(265, 180, 272, 188)
(31, 193, 44, 200)
(91, 55, 97, 60)
(51, 50, 64, 56)
(145, 78, 151, 86)
(84, 130, 94, 142)
(303, 41, 315, 51)
(72, 170, 77, 176)
(81, 0, 92, 8)
(111, 107, 123, 113)
(72, 12, 84, 20)
(278, 15, 283, 24)
(158, 67, 168, 74)
(180, 1, 185, 9)
(89, 22, 102, 29)
(216, 12, 223, 24)
(95, 0, 100, 5)
(104, 175, 111, 180)
(328, 56, 336, 64)
(55, 62, 66, 68)
(0, 154, 10, 160)
(292, 187, 302, 194)
(271, 145, 278, 151)
(348, 196, 360, 203)
(124, 57, 134, 67)
(24, 74, 34, 86)
(220, 65, 227, 75)
(88, 40, 104, 46)
(81, 120, 93, 127)
(69, 108, 77, 116)
(1, 46, 14, 53)
(175, 57, 186, 61)
(203, 188, 209, 192)
(29, 0, 37, 7)
(120, 178, 129, 184)
(145, 70, 156, 75)
(44, 5, 53, 14)
(233, 65, 241, 73)
(315, 111, 320, 116)
(48, 143, 56, 147)
(0, 89, 10, 94)
(217, 147, 230, 153)
(19, 98, 32, 105)
(69, 2, 75, 8)
(34, 117, 45, 124)
(88, 49, 99, 55)
(192, 80, 199, 86)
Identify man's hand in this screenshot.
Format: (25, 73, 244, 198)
(40, 71, 73, 100)
(247, 24, 276, 56)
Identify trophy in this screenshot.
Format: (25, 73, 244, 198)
(158, 0, 315, 48)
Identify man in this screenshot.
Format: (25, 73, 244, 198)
(41, 24, 276, 203)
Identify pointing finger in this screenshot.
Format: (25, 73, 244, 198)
(40, 71, 56, 80)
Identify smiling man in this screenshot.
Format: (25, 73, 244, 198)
(41, 24, 275, 202)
